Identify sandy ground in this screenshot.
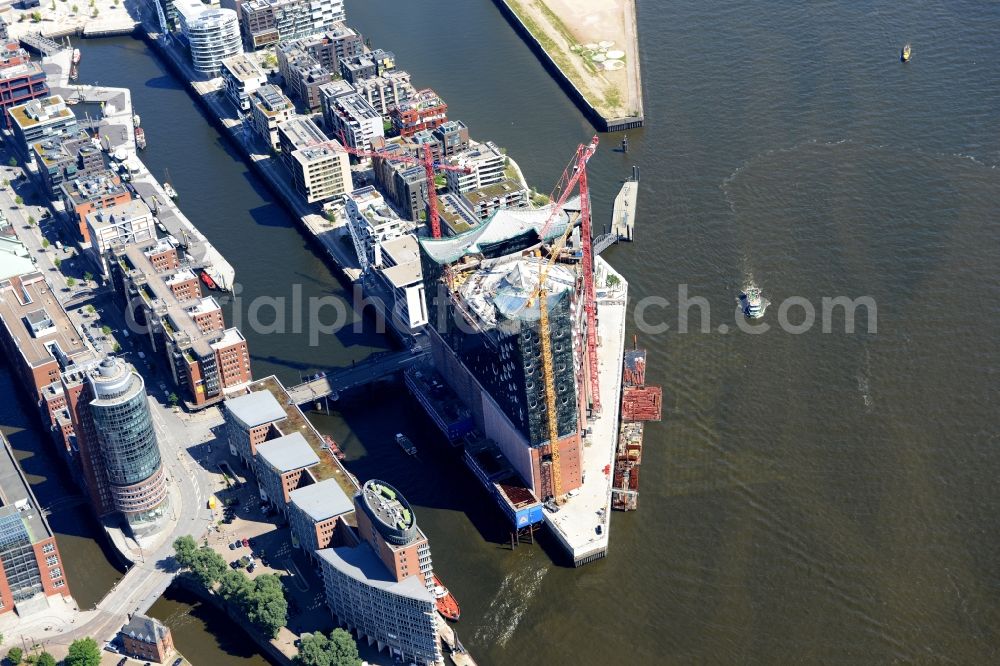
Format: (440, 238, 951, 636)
(3, 0, 138, 40)
(504, 0, 643, 120)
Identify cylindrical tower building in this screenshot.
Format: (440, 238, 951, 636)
(87, 358, 169, 538)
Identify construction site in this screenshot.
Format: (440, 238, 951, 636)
(394, 137, 656, 565)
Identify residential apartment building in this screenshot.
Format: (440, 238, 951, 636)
(108, 238, 252, 408)
(462, 178, 530, 222)
(255, 432, 320, 511)
(60, 170, 133, 244)
(118, 614, 175, 664)
(289, 141, 352, 203)
(343, 186, 426, 330)
(0, 41, 48, 129)
(288, 478, 353, 562)
(223, 390, 287, 465)
(317, 479, 441, 665)
(390, 88, 447, 138)
(276, 46, 332, 112)
(86, 199, 155, 275)
(0, 434, 71, 615)
(371, 140, 427, 222)
(32, 129, 104, 198)
(290, 24, 363, 71)
(353, 69, 415, 116)
(7, 95, 77, 158)
(221, 53, 266, 112)
(249, 84, 294, 151)
(433, 120, 470, 158)
(339, 49, 396, 84)
(321, 91, 383, 153)
(445, 141, 506, 194)
(240, 0, 345, 50)
(175, 0, 243, 77)
(63, 357, 170, 538)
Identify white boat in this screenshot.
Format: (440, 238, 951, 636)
(163, 183, 178, 199)
(395, 433, 417, 455)
(133, 113, 141, 127)
(72, 48, 81, 65)
(741, 286, 766, 319)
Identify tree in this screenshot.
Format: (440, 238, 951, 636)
(84, 271, 94, 283)
(14, 196, 22, 205)
(65, 638, 100, 666)
(42, 238, 50, 249)
(112, 342, 121, 353)
(72, 4, 78, 13)
(173, 535, 197, 567)
(6, 646, 23, 665)
(2, 179, 8, 188)
(91, 8, 98, 16)
(66, 277, 76, 288)
(54, 258, 61, 269)
(296, 629, 360, 666)
(27, 215, 35, 226)
(190, 547, 228, 588)
(36, 653, 56, 666)
(168, 392, 179, 407)
(6, 158, 15, 167)
(100, 325, 111, 335)
(219, 569, 250, 602)
(30, 11, 42, 22)
(86, 305, 96, 315)
(242, 574, 288, 639)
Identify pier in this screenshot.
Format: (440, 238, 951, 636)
(594, 179, 638, 254)
(18, 32, 67, 57)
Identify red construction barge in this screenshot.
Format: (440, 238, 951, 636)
(612, 340, 663, 511)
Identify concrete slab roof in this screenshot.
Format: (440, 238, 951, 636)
(224, 390, 286, 429)
(317, 544, 433, 603)
(257, 432, 320, 472)
(289, 478, 354, 523)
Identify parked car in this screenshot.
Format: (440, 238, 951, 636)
(117, 659, 127, 666)
(232, 540, 242, 549)
(230, 560, 240, 569)
(242, 537, 249, 547)
(228, 542, 236, 550)
(247, 562, 256, 573)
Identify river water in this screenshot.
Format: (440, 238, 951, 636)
(1, 0, 995, 662)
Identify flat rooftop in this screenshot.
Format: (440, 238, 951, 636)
(118, 240, 223, 359)
(278, 116, 328, 151)
(0, 272, 93, 370)
(0, 433, 53, 543)
(8, 95, 73, 130)
(249, 376, 360, 499)
(464, 179, 527, 207)
(61, 170, 128, 204)
(225, 389, 287, 429)
(257, 432, 320, 473)
(222, 53, 265, 83)
(379, 235, 422, 289)
(289, 478, 354, 523)
(317, 544, 432, 603)
(543, 256, 628, 564)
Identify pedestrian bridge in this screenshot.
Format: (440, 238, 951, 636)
(287, 349, 429, 405)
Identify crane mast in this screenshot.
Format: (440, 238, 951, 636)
(532, 136, 599, 502)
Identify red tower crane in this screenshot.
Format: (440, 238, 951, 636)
(536, 135, 603, 415)
(335, 133, 471, 239)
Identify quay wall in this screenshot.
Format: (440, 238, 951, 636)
(490, 0, 644, 132)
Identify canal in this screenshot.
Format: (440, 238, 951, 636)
(2, 0, 996, 662)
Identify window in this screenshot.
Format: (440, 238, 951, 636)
(46, 556, 58, 567)
(42, 543, 55, 554)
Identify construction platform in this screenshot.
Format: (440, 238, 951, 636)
(463, 436, 543, 530)
(403, 367, 475, 444)
(543, 256, 628, 566)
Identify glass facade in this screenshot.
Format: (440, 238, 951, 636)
(0, 509, 43, 603)
(87, 359, 169, 535)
